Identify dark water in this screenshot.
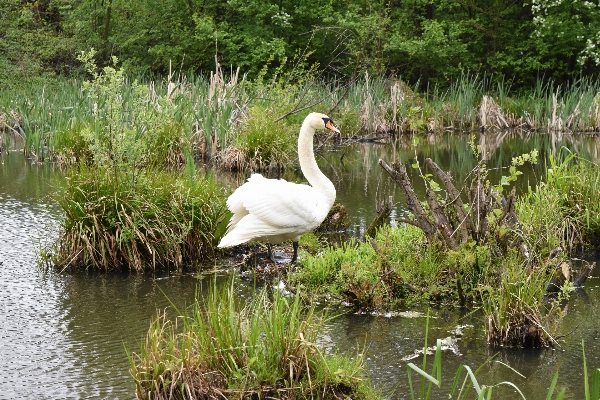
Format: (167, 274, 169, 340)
(0, 131, 599, 399)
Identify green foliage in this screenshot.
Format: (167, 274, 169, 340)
(49, 166, 227, 272)
(219, 106, 296, 171)
(518, 150, 600, 255)
(495, 149, 539, 192)
(530, 0, 600, 80)
(129, 285, 376, 399)
(77, 49, 187, 173)
(3, 0, 600, 88)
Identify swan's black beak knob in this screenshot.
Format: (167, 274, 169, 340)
(324, 118, 340, 134)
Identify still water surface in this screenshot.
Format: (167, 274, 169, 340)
(1, 131, 599, 399)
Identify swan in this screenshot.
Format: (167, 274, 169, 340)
(217, 112, 339, 262)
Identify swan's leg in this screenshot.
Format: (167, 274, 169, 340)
(291, 241, 299, 263)
(267, 243, 274, 261)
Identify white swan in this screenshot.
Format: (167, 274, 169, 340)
(217, 112, 339, 262)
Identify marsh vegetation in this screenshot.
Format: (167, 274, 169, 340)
(3, 59, 600, 396)
(3, 0, 600, 397)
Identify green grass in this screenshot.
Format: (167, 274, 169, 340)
(47, 165, 228, 272)
(129, 284, 377, 399)
(518, 150, 600, 255)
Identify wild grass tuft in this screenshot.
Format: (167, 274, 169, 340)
(218, 106, 296, 171)
(518, 150, 600, 255)
(129, 284, 377, 399)
(48, 166, 228, 272)
(479, 254, 560, 348)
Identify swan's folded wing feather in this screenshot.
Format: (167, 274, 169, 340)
(238, 175, 328, 229)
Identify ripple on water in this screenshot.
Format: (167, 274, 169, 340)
(0, 196, 116, 399)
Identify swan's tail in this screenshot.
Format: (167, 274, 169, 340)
(217, 232, 249, 248)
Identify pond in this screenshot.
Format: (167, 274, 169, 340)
(0, 131, 599, 399)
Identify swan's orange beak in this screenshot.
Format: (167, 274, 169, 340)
(325, 119, 340, 134)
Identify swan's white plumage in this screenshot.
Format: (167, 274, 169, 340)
(217, 112, 338, 254)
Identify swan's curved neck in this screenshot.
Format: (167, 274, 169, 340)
(298, 120, 336, 205)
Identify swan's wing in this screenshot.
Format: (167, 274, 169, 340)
(229, 174, 329, 229)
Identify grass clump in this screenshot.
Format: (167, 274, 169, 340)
(129, 285, 377, 399)
(48, 166, 228, 272)
(218, 106, 296, 172)
(518, 150, 600, 255)
(479, 253, 560, 348)
(290, 225, 433, 310)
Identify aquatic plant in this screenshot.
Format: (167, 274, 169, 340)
(518, 150, 600, 255)
(407, 327, 600, 399)
(129, 285, 376, 399)
(49, 166, 228, 271)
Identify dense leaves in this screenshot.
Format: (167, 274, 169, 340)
(2, 0, 600, 88)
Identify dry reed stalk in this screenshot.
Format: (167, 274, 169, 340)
(0, 110, 23, 138)
(566, 100, 581, 131)
(549, 92, 563, 131)
(390, 80, 405, 133)
(191, 122, 208, 162)
(479, 95, 508, 131)
(593, 93, 600, 131)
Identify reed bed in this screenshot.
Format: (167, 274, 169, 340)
(5, 71, 600, 170)
(129, 286, 376, 399)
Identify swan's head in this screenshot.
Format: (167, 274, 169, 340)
(305, 112, 340, 134)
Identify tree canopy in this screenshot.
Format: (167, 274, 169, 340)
(1, 0, 600, 88)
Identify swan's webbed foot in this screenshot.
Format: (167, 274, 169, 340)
(266, 242, 298, 263)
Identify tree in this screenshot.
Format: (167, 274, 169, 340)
(529, 0, 600, 82)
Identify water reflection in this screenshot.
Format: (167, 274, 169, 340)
(314, 131, 600, 239)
